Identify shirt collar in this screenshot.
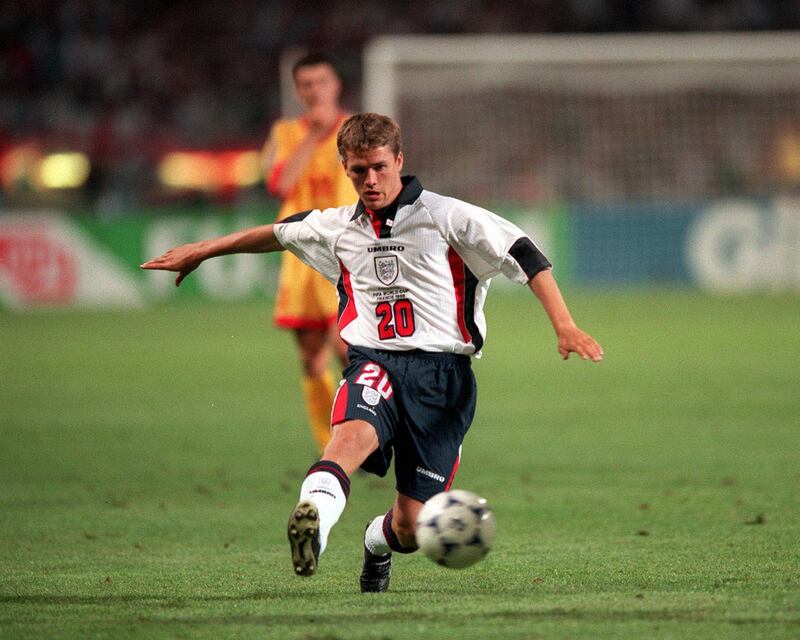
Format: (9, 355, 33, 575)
(350, 175, 423, 221)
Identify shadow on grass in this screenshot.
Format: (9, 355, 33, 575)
(1, 594, 798, 627)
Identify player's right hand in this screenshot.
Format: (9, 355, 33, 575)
(140, 243, 205, 287)
(556, 325, 604, 362)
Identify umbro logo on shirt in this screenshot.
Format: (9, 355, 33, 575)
(367, 245, 405, 252)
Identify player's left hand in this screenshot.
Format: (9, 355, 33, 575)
(556, 325, 604, 362)
(140, 243, 205, 286)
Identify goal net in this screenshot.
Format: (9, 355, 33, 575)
(363, 34, 800, 207)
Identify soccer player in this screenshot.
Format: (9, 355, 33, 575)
(142, 113, 603, 593)
(262, 52, 356, 453)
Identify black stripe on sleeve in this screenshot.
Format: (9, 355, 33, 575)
(508, 237, 552, 281)
(276, 210, 313, 224)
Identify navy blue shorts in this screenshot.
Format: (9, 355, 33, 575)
(331, 346, 477, 503)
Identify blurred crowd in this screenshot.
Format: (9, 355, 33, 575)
(2, 0, 800, 212)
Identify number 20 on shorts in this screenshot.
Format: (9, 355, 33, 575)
(355, 363, 394, 400)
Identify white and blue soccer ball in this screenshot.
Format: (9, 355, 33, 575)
(415, 489, 496, 569)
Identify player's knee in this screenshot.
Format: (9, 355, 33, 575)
(326, 420, 378, 456)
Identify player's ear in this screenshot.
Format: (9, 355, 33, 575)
(395, 151, 404, 171)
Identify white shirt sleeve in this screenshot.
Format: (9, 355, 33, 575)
(437, 199, 551, 284)
(272, 207, 345, 283)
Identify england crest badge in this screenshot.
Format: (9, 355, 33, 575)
(374, 255, 399, 286)
(361, 385, 381, 406)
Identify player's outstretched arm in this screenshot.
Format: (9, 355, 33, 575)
(140, 223, 283, 286)
(528, 269, 604, 362)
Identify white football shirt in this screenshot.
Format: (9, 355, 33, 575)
(273, 176, 550, 356)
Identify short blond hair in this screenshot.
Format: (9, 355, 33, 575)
(337, 112, 402, 160)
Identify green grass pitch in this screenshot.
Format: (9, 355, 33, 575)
(1, 289, 799, 639)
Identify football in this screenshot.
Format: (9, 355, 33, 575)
(415, 489, 496, 569)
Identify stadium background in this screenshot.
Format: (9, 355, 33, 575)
(2, 3, 799, 639)
(2, 1, 799, 307)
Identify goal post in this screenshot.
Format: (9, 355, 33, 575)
(363, 33, 800, 206)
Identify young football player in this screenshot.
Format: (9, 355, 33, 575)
(143, 113, 603, 593)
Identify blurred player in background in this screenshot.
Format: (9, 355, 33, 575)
(262, 52, 355, 453)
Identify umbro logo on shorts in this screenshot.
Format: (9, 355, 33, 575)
(416, 466, 446, 483)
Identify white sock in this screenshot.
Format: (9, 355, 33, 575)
(299, 471, 347, 554)
(364, 514, 391, 555)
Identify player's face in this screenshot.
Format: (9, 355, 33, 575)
(343, 146, 404, 210)
(294, 64, 341, 109)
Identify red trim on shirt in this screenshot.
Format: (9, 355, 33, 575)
(331, 383, 349, 426)
(337, 261, 358, 332)
(266, 161, 286, 196)
(447, 248, 471, 343)
(365, 208, 382, 238)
